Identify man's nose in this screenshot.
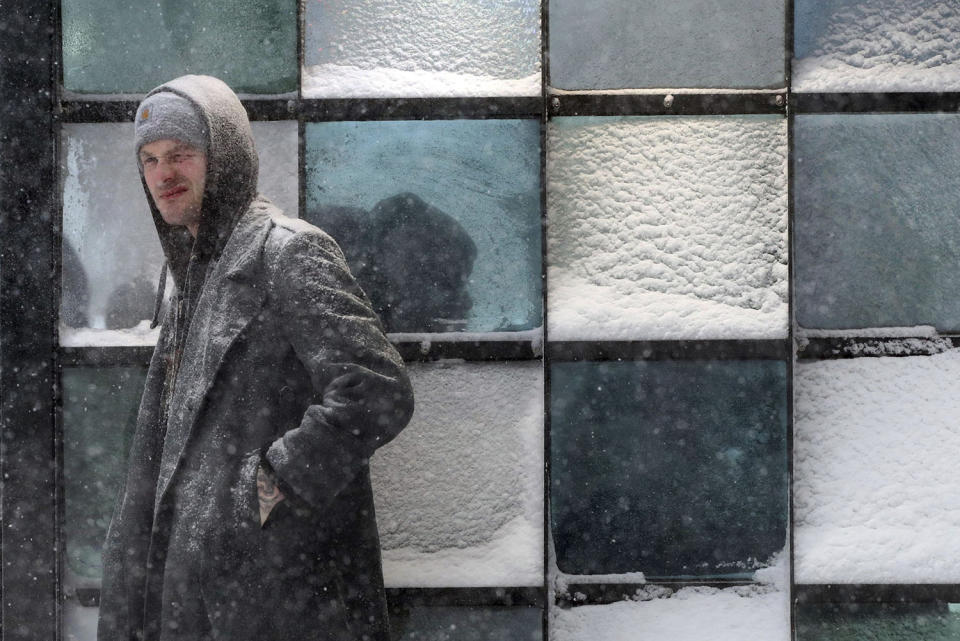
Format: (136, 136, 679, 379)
(155, 159, 179, 182)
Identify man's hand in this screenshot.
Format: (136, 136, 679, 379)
(257, 464, 285, 526)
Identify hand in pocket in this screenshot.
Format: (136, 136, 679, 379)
(257, 464, 285, 526)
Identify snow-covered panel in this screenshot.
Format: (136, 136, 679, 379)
(303, 0, 541, 98)
(549, 0, 785, 90)
(372, 362, 544, 587)
(551, 585, 789, 641)
(550, 361, 787, 577)
(794, 0, 960, 92)
(795, 351, 960, 583)
(61, 122, 298, 338)
(794, 114, 960, 332)
(305, 120, 542, 334)
(547, 116, 788, 340)
(62, 0, 296, 94)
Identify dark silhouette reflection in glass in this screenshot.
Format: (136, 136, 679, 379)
(310, 192, 477, 333)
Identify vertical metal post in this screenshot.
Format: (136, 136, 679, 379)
(0, 0, 61, 638)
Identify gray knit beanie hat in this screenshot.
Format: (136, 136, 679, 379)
(134, 92, 209, 156)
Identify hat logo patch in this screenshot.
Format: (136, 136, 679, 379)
(141, 108, 149, 120)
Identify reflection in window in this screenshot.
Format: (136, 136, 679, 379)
(305, 120, 542, 334)
(548, 116, 788, 341)
(795, 602, 960, 640)
(373, 362, 543, 587)
(303, 0, 541, 98)
(551, 360, 788, 577)
(61, 0, 296, 93)
(795, 352, 960, 583)
(793, 0, 960, 92)
(61, 122, 298, 341)
(794, 114, 960, 331)
(549, 0, 784, 89)
(63, 367, 146, 586)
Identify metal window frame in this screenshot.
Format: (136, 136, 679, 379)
(7, 0, 959, 639)
(1, 1, 61, 639)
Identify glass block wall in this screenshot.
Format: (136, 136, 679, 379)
(33, 1, 960, 640)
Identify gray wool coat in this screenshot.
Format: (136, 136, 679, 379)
(98, 75, 414, 641)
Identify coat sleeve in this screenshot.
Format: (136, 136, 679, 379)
(262, 226, 414, 507)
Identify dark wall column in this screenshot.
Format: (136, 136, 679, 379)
(0, 0, 60, 638)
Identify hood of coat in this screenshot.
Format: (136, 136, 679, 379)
(138, 75, 259, 290)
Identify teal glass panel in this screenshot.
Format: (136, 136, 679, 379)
(796, 602, 960, 640)
(391, 606, 542, 641)
(305, 120, 542, 334)
(550, 360, 788, 577)
(549, 0, 785, 89)
(62, 0, 296, 94)
(795, 114, 960, 331)
(63, 367, 146, 583)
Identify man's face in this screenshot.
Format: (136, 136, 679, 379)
(139, 139, 207, 236)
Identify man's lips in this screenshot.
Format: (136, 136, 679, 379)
(159, 186, 188, 199)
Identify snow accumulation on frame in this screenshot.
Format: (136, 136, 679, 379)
(302, 0, 540, 98)
(551, 552, 790, 641)
(303, 65, 541, 98)
(372, 362, 543, 587)
(793, 0, 960, 92)
(795, 350, 960, 583)
(547, 116, 788, 341)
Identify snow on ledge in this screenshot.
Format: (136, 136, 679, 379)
(61, 325, 542, 349)
(551, 549, 790, 641)
(60, 321, 160, 347)
(382, 514, 542, 588)
(793, 60, 960, 93)
(302, 64, 541, 98)
(548, 282, 787, 341)
(797, 325, 939, 338)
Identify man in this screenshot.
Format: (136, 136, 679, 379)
(98, 75, 414, 641)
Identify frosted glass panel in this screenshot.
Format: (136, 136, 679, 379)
(61, 122, 298, 340)
(794, 114, 960, 331)
(303, 0, 541, 97)
(549, 0, 785, 89)
(551, 361, 788, 577)
(794, 0, 960, 92)
(547, 116, 788, 341)
(65, 603, 544, 641)
(305, 120, 542, 334)
(393, 607, 542, 641)
(373, 362, 543, 587)
(796, 603, 960, 640)
(552, 586, 789, 641)
(63, 367, 146, 586)
(62, 0, 296, 94)
(795, 352, 960, 583)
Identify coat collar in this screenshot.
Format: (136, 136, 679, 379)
(153, 202, 275, 515)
